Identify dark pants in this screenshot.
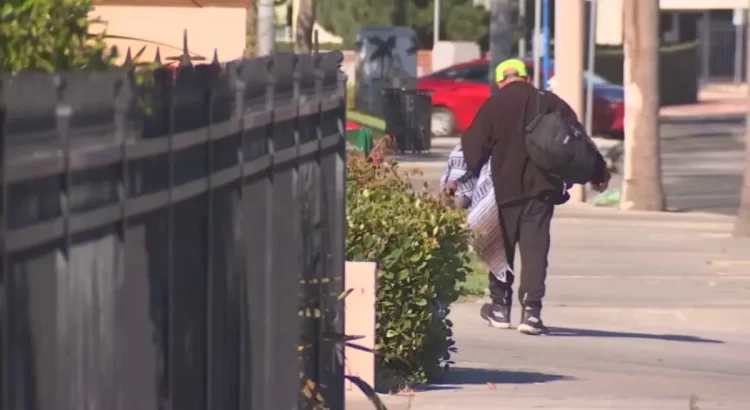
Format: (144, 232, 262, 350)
(489, 198, 553, 309)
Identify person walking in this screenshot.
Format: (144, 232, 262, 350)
(458, 58, 611, 335)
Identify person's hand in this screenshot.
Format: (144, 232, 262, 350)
(591, 179, 609, 193)
(443, 180, 459, 194)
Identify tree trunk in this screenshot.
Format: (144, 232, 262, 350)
(295, 0, 316, 53)
(734, 1, 750, 237)
(245, 0, 257, 57)
(620, 0, 665, 211)
(737, 127, 750, 236)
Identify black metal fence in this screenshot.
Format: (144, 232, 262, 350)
(0, 49, 347, 410)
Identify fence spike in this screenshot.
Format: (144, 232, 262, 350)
(124, 47, 133, 65)
(314, 30, 319, 54)
(154, 48, 162, 64)
(181, 29, 192, 67)
(212, 49, 219, 65)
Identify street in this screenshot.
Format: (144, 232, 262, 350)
(348, 117, 750, 409)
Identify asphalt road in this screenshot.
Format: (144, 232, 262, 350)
(394, 117, 747, 217)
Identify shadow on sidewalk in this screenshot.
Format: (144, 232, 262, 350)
(547, 327, 725, 344)
(419, 367, 571, 391)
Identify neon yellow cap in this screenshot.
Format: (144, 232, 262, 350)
(495, 59, 528, 82)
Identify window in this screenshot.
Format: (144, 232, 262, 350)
(458, 65, 490, 83)
(423, 68, 459, 80)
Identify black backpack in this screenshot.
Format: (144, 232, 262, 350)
(524, 90, 601, 185)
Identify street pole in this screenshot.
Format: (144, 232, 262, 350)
(732, 0, 750, 236)
(519, 0, 527, 58)
(257, 0, 275, 56)
(584, 0, 597, 135)
(533, 0, 541, 88)
(434, 0, 440, 47)
(542, 0, 550, 90)
(734, 8, 745, 84)
(554, 0, 585, 203)
(489, 0, 513, 94)
(621, 0, 665, 211)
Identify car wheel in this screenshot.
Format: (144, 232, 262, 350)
(431, 107, 456, 138)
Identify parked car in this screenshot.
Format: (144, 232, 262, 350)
(417, 58, 624, 138)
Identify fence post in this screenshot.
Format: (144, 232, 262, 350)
(0, 72, 7, 410)
(260, 55, 276, 410)
(230, 56, 250, 410)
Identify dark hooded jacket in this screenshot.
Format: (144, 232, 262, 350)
(459, 81, 609, 206)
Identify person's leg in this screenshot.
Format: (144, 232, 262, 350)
(481, 203, 522, 328)
(516, 198, 554, 335)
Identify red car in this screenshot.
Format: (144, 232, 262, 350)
(417, 58, 625, 138)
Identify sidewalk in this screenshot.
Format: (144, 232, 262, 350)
(347, 206, 750, 410)
(660, 82, 745, 120)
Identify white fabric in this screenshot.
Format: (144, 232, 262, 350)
(440, 145, 512, 281)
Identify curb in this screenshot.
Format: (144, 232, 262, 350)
(660, 112, 745, 124)
(555, 202, 735, 223)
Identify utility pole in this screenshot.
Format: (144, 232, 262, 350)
(518, 0, 527, 57)
(554, 0, 585, 203)
(532, 0, 541, 88)
(257, 0, 276, 56)
(621, 0, 665, 211)
(434, 0, 441, 47)
(489, 0, 513, 94)
(733, 1, 750, 236)
(244, 0, 257, 57)
(584, 0, 597, 135)
(541, 0, 550, 89)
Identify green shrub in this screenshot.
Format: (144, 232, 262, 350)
(346, 154, 473, 387)
(0, 0, 113, 73)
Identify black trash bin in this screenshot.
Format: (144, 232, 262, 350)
(381, 88, 432, 154)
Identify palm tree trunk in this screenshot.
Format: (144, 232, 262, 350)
(295, 0, 316, 53)
(245, 0, 258, 57)
(620, 0, 665, 211)
(734, 1, 750, 237)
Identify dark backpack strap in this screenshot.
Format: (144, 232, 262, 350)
(525, 90, 549, 133)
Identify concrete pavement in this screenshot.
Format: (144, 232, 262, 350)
(348, 207, 750, 409)
(348, 120, 750, 409)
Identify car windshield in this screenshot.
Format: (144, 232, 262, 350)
(548, 72, 611, 89)
(584, 72, 610, 85)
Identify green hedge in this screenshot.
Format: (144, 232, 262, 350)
(346, 154, 473, 387)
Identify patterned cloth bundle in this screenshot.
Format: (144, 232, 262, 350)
(440, 145, 513, 281)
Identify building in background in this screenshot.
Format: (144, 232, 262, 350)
(90, 0, 249, 64)
(90, 0, 342, 65)
(596, 0, 748, 82)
